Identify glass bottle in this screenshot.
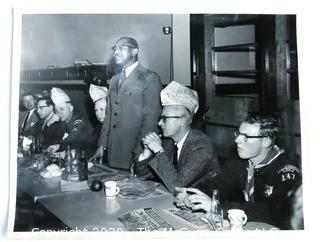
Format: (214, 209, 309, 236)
(29, 136, 36, 154)
(210, 189, 224, 231)
(35, 136, 42, 153)
(79, 150, 88, 181)
(69, 149, 80, 181)
(65, 145, 73, 175)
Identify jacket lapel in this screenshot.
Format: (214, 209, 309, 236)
(118, 64, 142, 94)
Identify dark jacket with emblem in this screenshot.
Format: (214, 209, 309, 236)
(196, 145, 301, 229)
(59, 113, 90, 151)
(98, 64, 163, 170)
(134, 129, 220, 193)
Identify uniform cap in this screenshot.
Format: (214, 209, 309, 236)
(161, 81, 199, 114)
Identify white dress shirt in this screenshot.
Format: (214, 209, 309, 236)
(124, 61, 139, 77)
(176, 131, 189, 160)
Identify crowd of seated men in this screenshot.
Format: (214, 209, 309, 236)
(18, 36, 303, 231)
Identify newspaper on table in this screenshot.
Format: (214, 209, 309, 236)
(118, 208, 175, 231)
(163, 207, 213, 230)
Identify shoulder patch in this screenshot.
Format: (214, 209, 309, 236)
(277, 164, 300, 182)
(73, 119, 83, 125)
(277, 164, 300, 174)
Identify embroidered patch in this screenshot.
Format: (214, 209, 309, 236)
(62, 133, 69, 140)
(264, 185, 274, 197)
(277, 164, 300, 174)
(73, 119, 83, 125)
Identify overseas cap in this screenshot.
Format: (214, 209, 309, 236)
(89, 84, 108, 102)
(51, 87, 71, 106)
(161, 81, 199, 114)
(113, 37, 139, 49)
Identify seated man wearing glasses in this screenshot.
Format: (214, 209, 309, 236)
(22, 97, 65, 149)
(134, 81, 219, 193)
(175, 113, 301, 229)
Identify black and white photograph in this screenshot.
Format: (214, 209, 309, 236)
(1, 0, 320, 241)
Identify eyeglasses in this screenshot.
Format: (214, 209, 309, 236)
(36, 105, 48, 111)
(111, 45, 133, 51)
(160, 116, 184, 123)
(233, 129, 268, 142)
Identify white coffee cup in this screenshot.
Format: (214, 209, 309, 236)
(227, 209, 247, 231)
(104, 181, 120, 198)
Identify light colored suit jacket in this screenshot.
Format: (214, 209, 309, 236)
(98, 64, 162, 170)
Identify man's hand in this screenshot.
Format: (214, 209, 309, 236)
(88, 146, 105, 163)
(183, 188, 212, 212)
(138, 143, 153, 161)
(141, 132, 163, 154)
(46, 114, 60, 126)
(174, 187, 188, 208)
(47, 144, 60, 153)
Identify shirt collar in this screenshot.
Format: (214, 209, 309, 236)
(252, 145, 284, 169)
(124, 61, 138, 77)
(176, 131, 190, 159)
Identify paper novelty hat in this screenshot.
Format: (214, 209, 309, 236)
(51, 87, 71, 106)
(161, 81, 199, 114)
(89, 84, 108, 102)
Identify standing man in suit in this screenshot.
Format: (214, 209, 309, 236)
(90, 37, 163, 171)
(19, 92, 39, 134)
(134, 81, 219, 192)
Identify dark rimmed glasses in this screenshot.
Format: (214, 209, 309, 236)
(36, 105, 49, 111)
(233, 129, 268, 142)
(160, 116, 184, 123)
(111, 45, 134, 51)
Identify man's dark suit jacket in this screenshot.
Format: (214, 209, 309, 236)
(19, 109, 39, 133)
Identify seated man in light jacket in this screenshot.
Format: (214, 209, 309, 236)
(134, 81, 219, 192)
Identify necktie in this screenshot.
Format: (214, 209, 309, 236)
(118, 69, 126, 91)
(22, 111, 30, 131)
(172, 143, 178, 168)
(244, 160, 255, 202)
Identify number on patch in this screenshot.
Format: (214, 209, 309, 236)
(281, 173, 295, 181)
